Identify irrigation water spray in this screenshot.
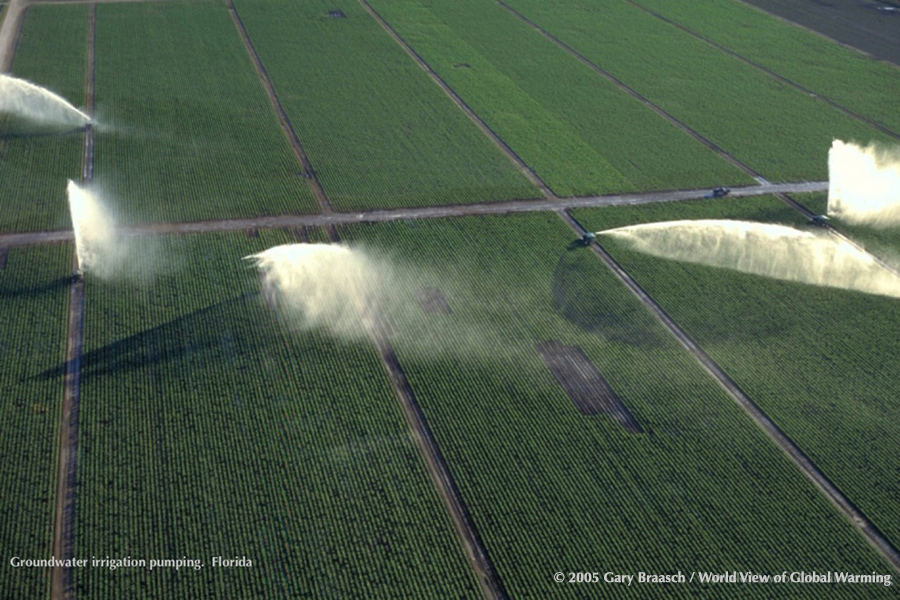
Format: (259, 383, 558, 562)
(0, 74, 90, 128)
(244, 244, 385, 339)
(600, 219, 900, 298)
(67, 180, 121, 277)
(828, 140, 900, 226)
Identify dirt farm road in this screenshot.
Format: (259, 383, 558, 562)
(0, 181, 828, 248)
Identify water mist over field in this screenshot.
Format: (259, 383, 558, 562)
(67, 180, 123, 278)
(828, 140, 900, 227)
(244, 244, 386, 339)
(0, 74, 90, 127)
(601, 219, 900, 298)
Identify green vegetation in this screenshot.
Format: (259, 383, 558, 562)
(502, 0, 894, 182)
(632, 0, 900, 135)
(233, 0, 539, 210)
(573, 195, 900, 550)
(368, 0, 751, 196)
(73, 230, 477, 598)
(0, 244, 70, 599)
(341, 213, 893, 598)
(94, 1, 318, 225)
(0, 5, 85, 233)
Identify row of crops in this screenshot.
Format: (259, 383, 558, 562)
(0, 5, 85, 233)
(0, 244, 70, 599)
(73, 230, 478, 598)
(92, 1, 319, 225)
(367, 0, 752, 197)
(572, 195, 900, 552)
(500, 0, 894, 182)
(232, 0, 540, 211)
(630, 0, 900, 135)
(340, 213, 894, 598)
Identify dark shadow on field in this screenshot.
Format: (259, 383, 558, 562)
(0, 276, 71, 299)
(35, 293, 275, 382)
(552, 249, 664, 348)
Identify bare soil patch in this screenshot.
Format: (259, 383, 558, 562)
(415, 287, 451, 314)
(536, 340, 642, 433)
(741, 0, 900, 65)
(0, 247, 8, 269)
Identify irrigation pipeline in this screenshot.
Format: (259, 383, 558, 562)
(624, 0, 900, 140)
(556, 210, 900, 572)
(51, 7, 94, 600)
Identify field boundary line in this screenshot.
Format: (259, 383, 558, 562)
(496, 0, 769, 186)
(626, 0, 900, 140)
(557, 208, 900, 572)
(0, 0, 27, 72)
(227, 0, 333, 214)
(358, 0, 554, 198)
(51, 5, 93, 600)
(326, 226, 507, 600)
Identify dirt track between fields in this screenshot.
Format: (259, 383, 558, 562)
(626, 0, 900, 140)
(228, 0, 332, 214)
(51, 7, 92, 599)
(740, 0, 900, 66)
(365, 2, 900, 571)
(0, 181, 829, 248)
(554, 210, 900, 572)
(0, 0, 26, 71)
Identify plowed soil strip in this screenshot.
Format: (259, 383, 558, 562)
(537, 340, 642, 433)
(51, 7, 93, 599)
(359, 0, 553, 198)
(227, 0, 332, 213)
(555, 209, 900, 572)
(0, 183, 830, 248)
(626, 0, 900, 140)
(496, 0, 770, 185)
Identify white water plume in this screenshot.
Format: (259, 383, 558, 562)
(828, 140, 900, 226)
(244, 244, 386, 339)
(601, 219, 900, 298)
(67, 180, 123, 278)
(0, 73, 90, 127)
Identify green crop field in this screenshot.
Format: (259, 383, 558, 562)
(233, 0, 540, 211)
(501, 0, 894, 182)
(573, 195, 900, 550)
(2, 0, 899, 597)
(367, 0, 752, 196)
(93, 1, 318, 224)
(340, 213, 894, 598)
(630, 0, 900, 136)
(73, 230, 477, 598)
(0, 5, 86, 233)
(0, 244, 70, 599)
